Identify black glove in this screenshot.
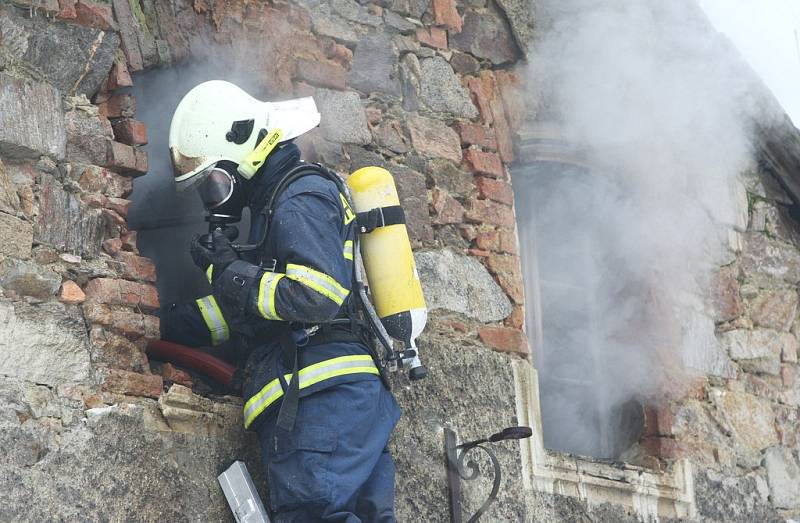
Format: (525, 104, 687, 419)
(190, 229, 240, 279)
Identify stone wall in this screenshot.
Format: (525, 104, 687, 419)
(1, 0, 799, 521)
(0, 0, 540, 520)
(667, 169, 800, 520)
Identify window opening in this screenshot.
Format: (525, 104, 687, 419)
(513, 158, 644, 459)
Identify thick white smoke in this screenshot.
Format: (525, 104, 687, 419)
(522, 0, 766, 457)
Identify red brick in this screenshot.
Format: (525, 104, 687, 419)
(56, 0, 77, 19)
(86, 303, 159, 339)
(106, 142, 146, 176)
(432, 0, 462, 32)
(102, 238, 123, 255)
(82, 193, 107, 209)
(98, 94, 136, 119)
(105, 197, 131, 218)
(781, 365, 795, 388)
(490, 97, 514, 163)
(84, 278, 160, 310)
(102, 208, 126, 230)
(463, 149, 504, 178)
(89, 326, 149, 372)
(710, 266, 744, 323)
(78, 166, 133, 198)
(105, 141, 135, 171)
(161, 363, 193, 388)
(417, 27, 448, 49)
(112, 310, 159, 339)
(121, 230, 138, 253)
(111, 119, 147, 146)
(464, 74, 495, 125)
(640, 436, 683, 460)
(486, 254, 524, 304)
(102, 369, 163, 398)
(295, 58, 347, 91)
(495, 70, 526, 132)
(114, 250, 156, 282)
(74, 0, 114, 30)
(114, 251, 157, 283)
(322, 39, 353, 68)
(464, 199, 515, 227)
(454, 122, 497, 150)
(459, 224, 478, 241)
(134, 148, 149, 174)
(498, 228, 518, 255)
(475, 177, 513, 205)
(468, 248, 490, 257)
(474, 229, 499, 251)
(478, 326, 529, 355)
(59, 281, 86, 304)
(643, 404, 674, 436)
(431, 188, 464, 225)
(504, 305, 524, 329)
(107, 58, 133, 90)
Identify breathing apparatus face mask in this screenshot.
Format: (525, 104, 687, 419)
(195, 161, 247, 224)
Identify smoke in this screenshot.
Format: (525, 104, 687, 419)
(521, 0, 764, 458)
(129, 40, 292, 306)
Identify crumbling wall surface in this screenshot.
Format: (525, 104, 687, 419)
(0, 0, 545, 521)
(647, 167, 800, 522)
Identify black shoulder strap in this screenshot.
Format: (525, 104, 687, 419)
(249, 163, 347, 254)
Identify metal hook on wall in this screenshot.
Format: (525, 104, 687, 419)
(444, 426, 533, 523)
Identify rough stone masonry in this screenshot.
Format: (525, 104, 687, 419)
(0, 0, 797, 521)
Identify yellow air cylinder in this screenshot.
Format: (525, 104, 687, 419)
(347, 166, 428, 378)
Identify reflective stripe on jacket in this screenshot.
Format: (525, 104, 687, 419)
(162, 168, 375, 431)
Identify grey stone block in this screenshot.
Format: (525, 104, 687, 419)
(415, 249, 512, 322)
(316, 89, 372, 145)
(719, 329, 795, 376)
(34, 176, 105, 258)
(0, 73, 65, 160)
(0, 301, 92, 386)
(764, 447, 800, 509)
(418, 56, 478, 118)
(65, 111, 110, 166)
(348, 32, 402, 97)
(0, 258, 61, 300)
(0, 379, 262, 521)
(12, 11, 120, 97)
(0, 212, 33, 259)
(450, 8, 519, 65)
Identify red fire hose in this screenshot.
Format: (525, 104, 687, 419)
(146, 339, 237, 388)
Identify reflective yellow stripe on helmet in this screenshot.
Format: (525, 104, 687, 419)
(243, 355, 379, 429)
(195, 295, 229, 346)
(343, 240, 354, 261)
(257, 272, 284, 321)
(286, 264, 349, 305)
(206, 264, 214, 284)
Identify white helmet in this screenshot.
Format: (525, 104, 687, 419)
(168, 80, 321, 186)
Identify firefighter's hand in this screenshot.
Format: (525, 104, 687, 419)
(190, 230, 239, 279)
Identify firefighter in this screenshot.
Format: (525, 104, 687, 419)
(161, 80, 401, 522)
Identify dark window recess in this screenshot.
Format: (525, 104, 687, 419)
(513, 158, 644, 460)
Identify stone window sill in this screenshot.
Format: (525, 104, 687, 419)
(513, 360, 696, 520)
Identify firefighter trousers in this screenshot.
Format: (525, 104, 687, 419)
(257, 377, 401, 522)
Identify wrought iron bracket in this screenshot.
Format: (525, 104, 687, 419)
(444, 426, 533, 523)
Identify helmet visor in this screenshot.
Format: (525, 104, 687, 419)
(197, 167, 235, 209)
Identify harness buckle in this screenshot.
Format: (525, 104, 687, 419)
(260, 258, 278, 272)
